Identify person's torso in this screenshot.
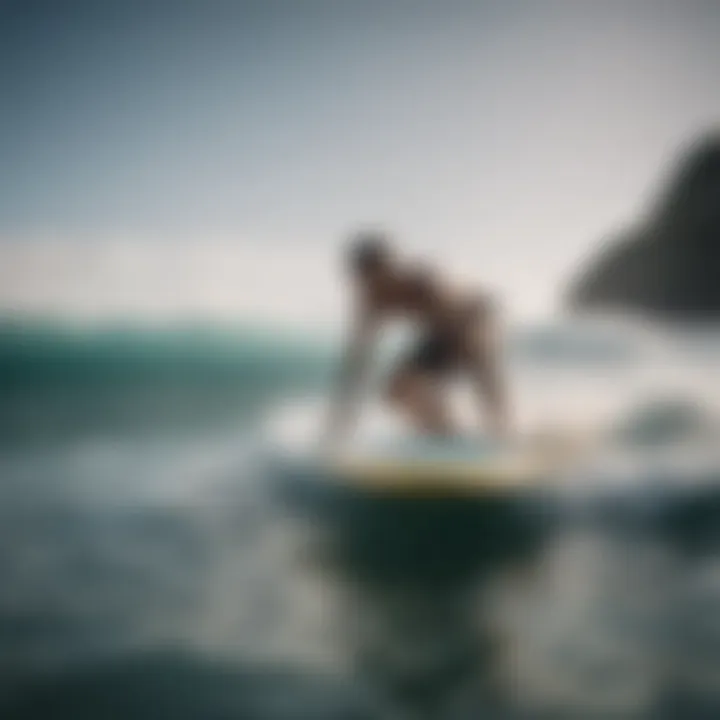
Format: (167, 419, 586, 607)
(372, 265, 482, 336)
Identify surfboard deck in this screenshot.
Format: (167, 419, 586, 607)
(319, 431, 590, 496)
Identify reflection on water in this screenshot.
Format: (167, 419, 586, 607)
(277, 482, 553, 718)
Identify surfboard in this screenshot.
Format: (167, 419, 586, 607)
(319, 431, 590, 497)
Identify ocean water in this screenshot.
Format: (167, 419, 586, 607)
(1, 318, 720, 720)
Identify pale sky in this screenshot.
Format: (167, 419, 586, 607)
(1, 0, 719, 325)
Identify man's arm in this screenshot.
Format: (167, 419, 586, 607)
(467, 299, 510, 438)
(322, 301, 379, 449)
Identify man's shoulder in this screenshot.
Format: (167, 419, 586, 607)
(403, 261, 437, 292)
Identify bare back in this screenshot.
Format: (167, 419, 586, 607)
(360, 262, 490, 341)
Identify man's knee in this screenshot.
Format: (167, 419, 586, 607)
(385, 371, 413, 405)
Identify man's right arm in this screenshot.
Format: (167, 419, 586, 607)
(322, 301, 379, 449)
(467, 297, 510, 439)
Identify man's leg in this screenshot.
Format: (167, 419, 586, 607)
(385, 367, 455, 435)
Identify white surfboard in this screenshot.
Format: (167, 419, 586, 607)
(264, 399, 595, 497)
(319, 431, 591, 496)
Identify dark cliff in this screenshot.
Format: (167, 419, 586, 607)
(567, 133, 720, 320)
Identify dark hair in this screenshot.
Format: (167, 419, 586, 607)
(347, 231, 390, 274)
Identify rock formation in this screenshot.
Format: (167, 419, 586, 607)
(567, 132, 720, 320)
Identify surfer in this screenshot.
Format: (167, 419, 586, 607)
(323, 231, 509, 445)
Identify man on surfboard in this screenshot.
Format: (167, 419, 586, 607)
(324, 231, 509, 445)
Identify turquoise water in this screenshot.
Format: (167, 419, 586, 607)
(1, 318, 720, 719)
(0, 319, 334, 446)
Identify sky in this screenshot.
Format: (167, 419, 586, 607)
(1, 0, 719, 325)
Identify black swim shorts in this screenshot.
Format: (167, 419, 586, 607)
(402, 330, 463, 374)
